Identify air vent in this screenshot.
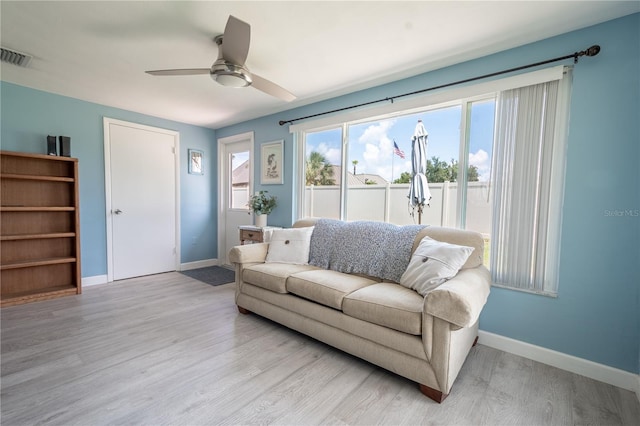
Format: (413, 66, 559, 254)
(1, 47, 32, 67)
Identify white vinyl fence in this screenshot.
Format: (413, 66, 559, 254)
(304, 182, 492, 235)
(234, 182, 492, 235)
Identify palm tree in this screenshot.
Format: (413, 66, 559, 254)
(306, 151, 335, 185)
(352, 160, 359, 175)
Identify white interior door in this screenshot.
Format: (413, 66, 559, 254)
(105, 118, 179, 281)
(218, 132, 254, 266)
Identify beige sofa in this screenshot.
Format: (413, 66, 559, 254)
(229, 219, 491, 403)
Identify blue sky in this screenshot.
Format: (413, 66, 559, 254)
(306, 99, 495, 182)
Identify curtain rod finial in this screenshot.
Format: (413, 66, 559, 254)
(586, 45, 601, 57)
(574, 45, 601, 63)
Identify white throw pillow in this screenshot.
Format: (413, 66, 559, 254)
(400, 236, 474, 296)
(265, 227, 315, 265)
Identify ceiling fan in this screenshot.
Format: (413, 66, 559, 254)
(146, 15, 296, 102)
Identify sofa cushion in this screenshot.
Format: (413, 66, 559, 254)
(243, 263, 318, 293)
(265, 226, 314, 265)
(287, 269, 377, 310)
(343, 283, 424, 335)
(400, 237, 474, 296)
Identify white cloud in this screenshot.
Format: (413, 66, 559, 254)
(362, 143, 380, 163)
(357, 121, 399, 181)
(469, 149, 491, 181)
(316, 142, 342, 165)
(358, 120, 395, 145)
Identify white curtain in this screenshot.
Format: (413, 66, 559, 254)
(490, 69, 572, 295)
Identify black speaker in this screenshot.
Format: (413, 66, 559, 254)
(59, 136, 71, 157)
(47, 135, 57, 155)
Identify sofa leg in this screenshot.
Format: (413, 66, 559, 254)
(237, 306, 251, 314)
(419, 384, 449, 403)
(472, 336, 479, 347)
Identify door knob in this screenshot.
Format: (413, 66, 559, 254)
(113, 209, 123, 215)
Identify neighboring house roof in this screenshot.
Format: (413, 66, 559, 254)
(232, 159, 249, 186)
(355, 173, 388, 185)
(330, 165, 388, 186)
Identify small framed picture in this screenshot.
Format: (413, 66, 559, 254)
(188, 149, 203, 175)
(261, 140, 283, 184)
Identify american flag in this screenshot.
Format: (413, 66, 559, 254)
(393, 140, 405, 159)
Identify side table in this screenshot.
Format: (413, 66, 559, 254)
(239, 225, 281, 245)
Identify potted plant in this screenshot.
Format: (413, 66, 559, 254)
(248, 190, 277, 227)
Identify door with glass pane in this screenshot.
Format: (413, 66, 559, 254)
(219, 135, 253, 266)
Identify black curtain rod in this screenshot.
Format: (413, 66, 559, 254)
(278, 44, 601, 126)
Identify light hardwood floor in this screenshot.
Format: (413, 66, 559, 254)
(1, 272, 639, 425)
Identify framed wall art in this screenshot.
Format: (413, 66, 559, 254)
(261, 140, 283, 184)
(188, 149, 203, 175)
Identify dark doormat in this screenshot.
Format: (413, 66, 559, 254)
(180, 266, 235, 287)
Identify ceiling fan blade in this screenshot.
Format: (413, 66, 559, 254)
(221, 15, 250, 65)
(251, 74, 296, 102)
(146, 68, 210, 76)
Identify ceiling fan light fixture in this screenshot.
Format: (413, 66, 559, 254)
(211, 61, 252, 88)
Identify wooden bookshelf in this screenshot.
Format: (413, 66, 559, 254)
(1, 151, 82, 307)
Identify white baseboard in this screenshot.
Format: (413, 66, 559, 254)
(82, 275, 108, 287)
(82, 261, 219, 286)
(180, 258, 218, 271)
(478, 330, 640, 398)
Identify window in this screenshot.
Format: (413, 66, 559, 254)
(231, 150, 250, 209)
(296, 66, 571, 295)
(345, 105, 466, 225)
(301, 101, 492, 247)
(304, 128, 343, 219)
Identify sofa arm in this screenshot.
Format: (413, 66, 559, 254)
(424, 266, 491, 329)
(228, 243, 269, 265)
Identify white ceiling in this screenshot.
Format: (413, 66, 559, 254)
(1, 1, 638, 129)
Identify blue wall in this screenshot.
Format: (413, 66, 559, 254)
(217, 14, 640, 373)
(0, 83, 218, 277)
